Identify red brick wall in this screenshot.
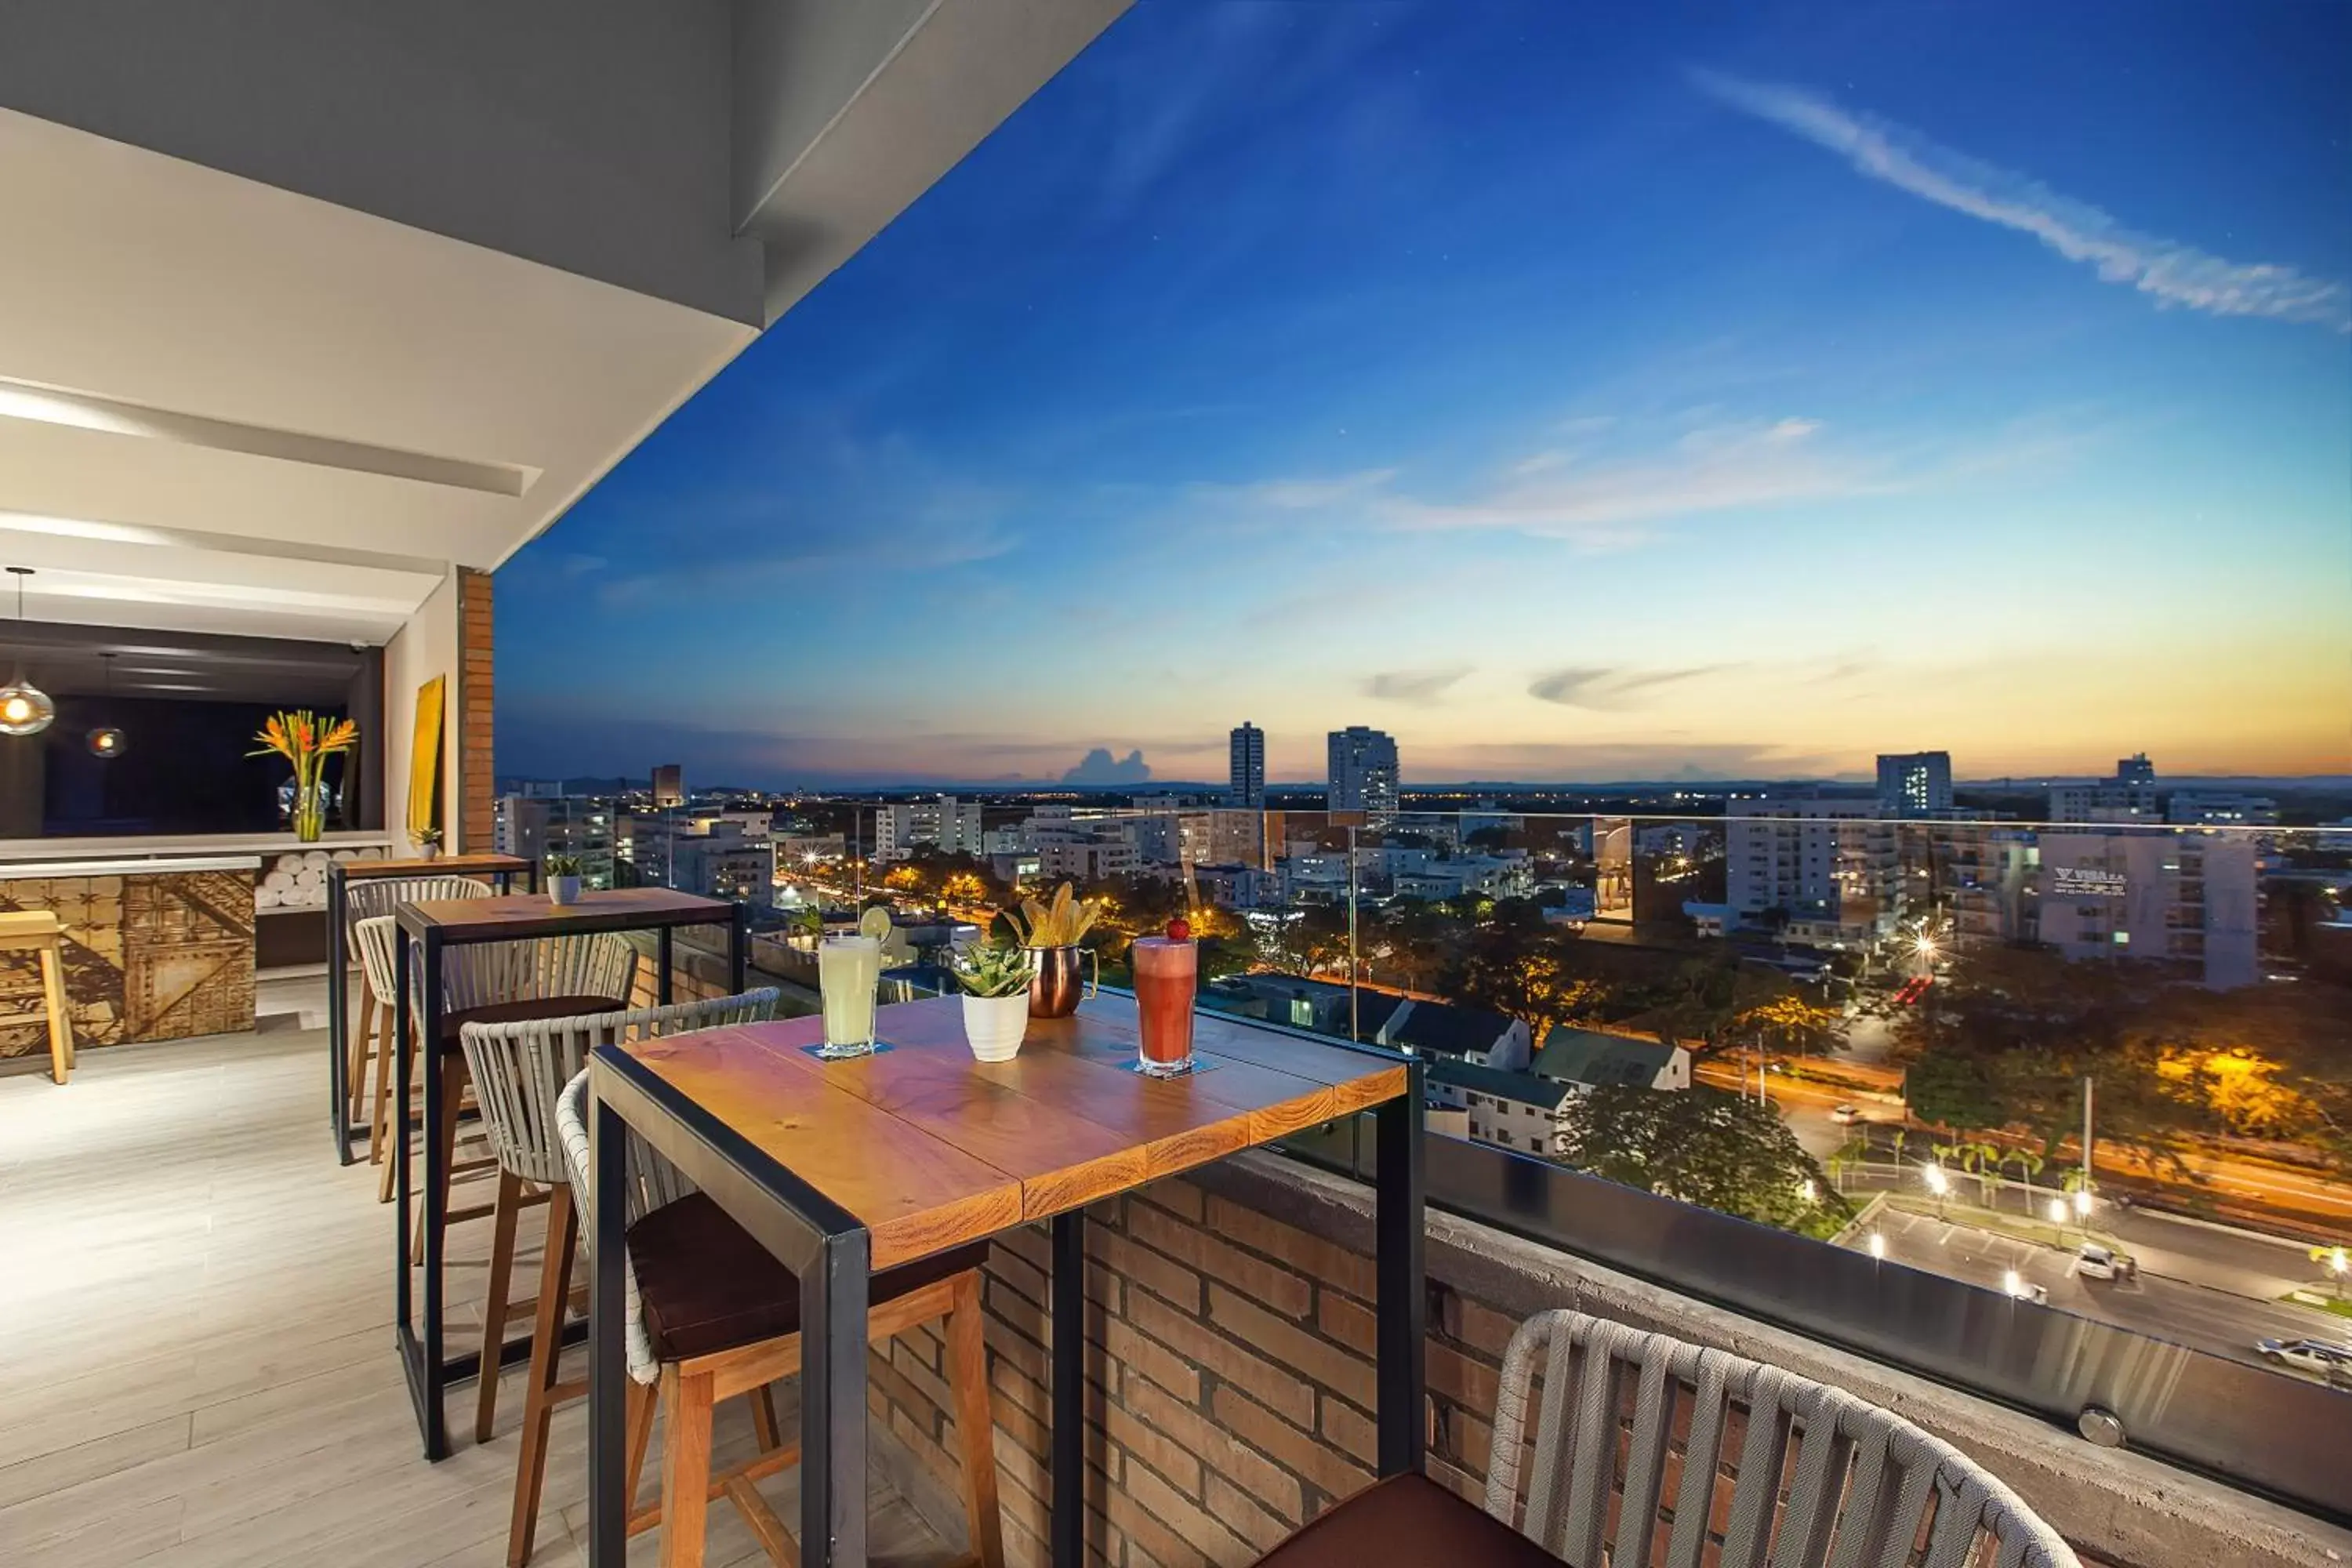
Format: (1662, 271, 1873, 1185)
(870, 1174, 1508, 1568)
(456, 567, 494, 854)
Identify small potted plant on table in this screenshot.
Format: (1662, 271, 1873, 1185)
(544, 852, 583, 906)
(949, 940, 1034, 1062)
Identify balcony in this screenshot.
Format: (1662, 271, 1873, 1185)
(5, 959, 2350, 1568)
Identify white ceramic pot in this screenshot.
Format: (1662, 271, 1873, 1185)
(548, 875, 583, 906)
(961, 991, 1029, 1062)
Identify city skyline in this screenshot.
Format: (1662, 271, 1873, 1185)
(497, 1, 2351, 789)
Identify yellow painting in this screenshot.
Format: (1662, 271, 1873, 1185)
(407, 676, 445, 840)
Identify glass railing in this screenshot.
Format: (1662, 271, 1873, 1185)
(721, 794, 2352, 1517)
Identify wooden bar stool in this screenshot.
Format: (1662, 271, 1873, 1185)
(0, 911, 74, 1084)
(551, 1067, 1007, 1568)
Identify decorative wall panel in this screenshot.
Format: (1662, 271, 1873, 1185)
(0, 870, 255, 1060)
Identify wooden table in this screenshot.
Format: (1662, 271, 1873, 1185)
(325, 852, 533, 1163)
(394, 886, 747, 1459)
(586, 992, 1426, 1568)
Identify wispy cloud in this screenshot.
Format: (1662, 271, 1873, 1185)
(1529, 665, 1729, 709)
(1693, 68, 2351, 331)
(1365, 666, 1472, 705)
(1387, 416, 1875, 546)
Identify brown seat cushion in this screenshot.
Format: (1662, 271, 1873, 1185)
(440, 995, 629, 1047)
(627, 1192, 990, 1363)
(1247, 1473, 1565, 1568)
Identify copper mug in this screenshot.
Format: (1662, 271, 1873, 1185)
(1026, 945, 1099, 1018)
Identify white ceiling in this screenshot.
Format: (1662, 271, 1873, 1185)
(0, 106, 757, 644)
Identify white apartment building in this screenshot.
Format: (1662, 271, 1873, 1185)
(1425, 1061, 1572, 1156)
(1033, 837, 1138, 884)
(622, 815, 775, 909)
(493, 795, 617, 890)
(2049, 754, 2161, 824)
(2167, 792, 2279, 827)
(2035, 830, 2259, 989)
(873, 795, 987, 862)
(1724, 797, 1901, 943)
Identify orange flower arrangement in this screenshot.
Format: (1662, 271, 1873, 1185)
(251, 709, 360, 841)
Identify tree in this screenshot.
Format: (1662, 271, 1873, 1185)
(1558, 1085, 1853, 1239)
(1736, 993, 1848, 1060)
(1446, 920, 1602, 1043)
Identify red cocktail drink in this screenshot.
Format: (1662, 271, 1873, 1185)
(1130, 935, 1198, 1077)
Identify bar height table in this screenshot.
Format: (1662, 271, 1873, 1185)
(394, 886, 747, 1459)
(326, 851, 532, 1164)
(586, 991, 1425, 1568)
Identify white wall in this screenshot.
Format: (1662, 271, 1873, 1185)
(381, 569, 459, 855)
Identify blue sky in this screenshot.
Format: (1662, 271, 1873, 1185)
(499, 0, 2352, 787)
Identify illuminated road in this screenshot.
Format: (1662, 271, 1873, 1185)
(1848, 1207, 2348, 1378)
(1693, 1057, 2352, 1227)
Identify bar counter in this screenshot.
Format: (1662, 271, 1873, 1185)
(0, 852, 263, 1064)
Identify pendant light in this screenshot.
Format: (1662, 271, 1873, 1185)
(86, 650, 127, 758)
(0, 567, 55, 738)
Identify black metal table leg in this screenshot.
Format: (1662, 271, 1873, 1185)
(1374, 1059, 1427, 1475)
(588, 1088, 629, 1568)
(730, 902, 747, 994)
(328, 863, 350, 1163)
(418, 928, 447, 1459)
(1051, 1208, 1086, 1566)
(657, 925, 673, 1005)
(800, 1226, 872, 1568)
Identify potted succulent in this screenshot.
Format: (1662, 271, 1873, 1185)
(415, 826, 444, 862)
(1002, 881, 1101, 1018)
(948, 940, 1035, 1062)
(544, 851, 584, 906)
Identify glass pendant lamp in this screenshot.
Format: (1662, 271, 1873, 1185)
(86, 650, 127, 758)
(0, 567, 55, 738)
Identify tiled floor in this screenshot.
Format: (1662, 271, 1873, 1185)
(0, 1001, 955, 1567)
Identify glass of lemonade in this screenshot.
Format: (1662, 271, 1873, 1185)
(815, 934, 884, 1058)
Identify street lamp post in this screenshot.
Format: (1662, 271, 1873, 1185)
(1923, 1162, 1950, 1221)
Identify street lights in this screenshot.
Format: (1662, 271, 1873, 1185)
(1867, 1232, 1886, 1261)
(1923, 1162, 1951, 1221)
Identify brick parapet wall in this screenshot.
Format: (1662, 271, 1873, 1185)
(869, 1150, 2343, 1568)
(872, 1171, 1504, 1568)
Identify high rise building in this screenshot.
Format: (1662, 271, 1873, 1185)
(650, 763, 684, 807)
(1229, 722, 1265, 808)
(1724, 797, 1901, 944)
(494, 794, 617, 889)
(619, 814, 774, 906)
(1875, 751, 1952, 818)
(873, 795, 987, 862)
(2049, 754, 2159, 824)
(1325, 726, 1399, 826)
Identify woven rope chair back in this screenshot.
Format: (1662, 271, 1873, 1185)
(342, 877, 493, 958)
(550, 991, 786, 1385)
(437, 930, 638, 1014)
(1484, 1309, 2079, 1568)
(465, 989, 780, 1188)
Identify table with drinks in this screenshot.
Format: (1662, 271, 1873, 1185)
(583, 922, 1429, 1568)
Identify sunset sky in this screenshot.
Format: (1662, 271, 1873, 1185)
(499, 1, 2351, 787)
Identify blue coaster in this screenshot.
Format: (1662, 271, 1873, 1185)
(803, 1040, 898, 1062)
(1120, 1057, 1216, 1080)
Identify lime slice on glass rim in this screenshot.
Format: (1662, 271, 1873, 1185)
(858, 906, 893, 943)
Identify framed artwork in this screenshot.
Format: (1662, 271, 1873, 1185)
(406, 675, 445, 840)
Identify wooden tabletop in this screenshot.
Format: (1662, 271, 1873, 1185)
(624, 993, 1410, 1271)
(336, 853, 532, 881)
(396, 885, 735, 942)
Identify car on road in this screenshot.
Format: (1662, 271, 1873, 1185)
(1831, 1103, 1862, 1125)
(2256, 1338, 2352, 1384)
(2075, 1243, 2119, 1281)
